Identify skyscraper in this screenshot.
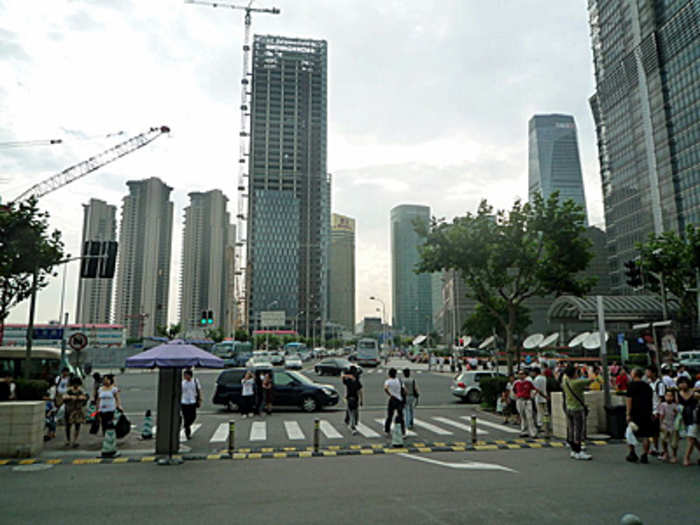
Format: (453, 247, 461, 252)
(247, 35, 330, 335)
(180, 190, 235, 336)
(528, 114, 588, 224)
(329, 213, 355, 332)
(75, 198, 117, 324)
(588, 0, 698, 292)
(114, 177, 174, 339)
(391, 204, 433, 336)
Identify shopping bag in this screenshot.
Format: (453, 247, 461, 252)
(625, 422, 639, 446)
(55, 404, 65, 425)
(115, 411, 131, 439)
(89, 417, 100, 435)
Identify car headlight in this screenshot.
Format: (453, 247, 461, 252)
(321, 387, 335, 396)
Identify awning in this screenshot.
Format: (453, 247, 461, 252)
(548, 295, 676, 323)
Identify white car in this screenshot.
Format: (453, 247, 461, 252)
(245, 353, 273, 368)
(284, 354, 303, 370)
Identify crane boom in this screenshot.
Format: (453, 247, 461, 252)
(15, 125, 170, 202)
(185, 0, 280, 14)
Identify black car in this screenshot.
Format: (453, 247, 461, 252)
(314, 358, 360, 376)
(212, 368, 339, 413)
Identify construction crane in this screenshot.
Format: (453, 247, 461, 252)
(0, 131, 126, 149)
(187, 0, 280, 328)
(14, 126, 170, 202)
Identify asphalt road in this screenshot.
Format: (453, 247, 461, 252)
(3, 445, 698, 524)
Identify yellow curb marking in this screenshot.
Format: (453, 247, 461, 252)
(592, 440, 607, 446)
(112, 458, 129, 464)
(494, 440, 507, 444)
(273, 452, 287, 459)
(248, 453, 262, 459)
(328, 445, 340, 450)
(451, 446, 466, 452)
(207, 454, 221, 460)
(46, 459, 62, 465)
(298, 451, 312, 458)
(474, 445, 499, 451)
(233, 453, 247, 460)
(322, 451, 336, 457)
(506, 444, 521, 449)
(528, 443, 542, 448)
(549, 442, 565, 448)
(418, 447, 432, 453)
(349, 445, 362, 450)
(19, 459, 36, 465)
(140, 457, 156, 462)
(261, 448, 273, 453)
(73, 459, 102, 465)
(360, 449, 374, 455)
(384, 448, 408, 454)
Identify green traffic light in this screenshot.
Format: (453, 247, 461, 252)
(208, 318, 214, 324)
(200, 319, 206, 325)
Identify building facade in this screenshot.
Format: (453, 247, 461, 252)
(528, 114, 588, 224)
(114, 177, 174, 339)
(180, 190, 235, 336)
(246, 35, 330, 336)
(391, 204, 433, 335)
(588, 0, 698, 292)
(329, 213, 355, 332)
(75, 199, 117, 325)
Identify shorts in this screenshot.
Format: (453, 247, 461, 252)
(680, 424, 698, 440)
(660, 428, 679, 449)
(631, 415, 654, 438)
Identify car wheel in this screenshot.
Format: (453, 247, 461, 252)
(227, 400, 237, 412)
(301, 396, 318, 412)
(466, 390, 481, 404)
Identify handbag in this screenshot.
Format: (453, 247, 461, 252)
(89, 417, 100, 435)
(115, 411, 131, 439)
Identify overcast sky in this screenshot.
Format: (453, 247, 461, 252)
(1, 0, 602, 328)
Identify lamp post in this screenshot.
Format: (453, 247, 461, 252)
(294, 311, 304, 341)
(265, 300, 278, 351)
(369, 296, 388, 354)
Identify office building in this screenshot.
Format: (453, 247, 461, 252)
(391, 204, 433, 335)
(588, 0, 699, 291)
(247, 35, 330, 335)
(329, 213, 355, 332)
(75, 198, 117, 324)
(528, 114, 588, 224)
(114, 177, 174, 339)
(180, 190, 235, 335)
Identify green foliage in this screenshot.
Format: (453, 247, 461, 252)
(478, 376, 509, 409)
(167, 323, 181, 339)
(14, 379, 49, 401)
(463, 301, 530, 340)
(205, 327, 225, 343)
(234, 329, 250, 342)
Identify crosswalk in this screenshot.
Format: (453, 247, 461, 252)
(360, 369, 423, 374)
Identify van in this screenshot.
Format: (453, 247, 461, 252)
(0, 346, 83, 382)
(678, 350, 700, 361)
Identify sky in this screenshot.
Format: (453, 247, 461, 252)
(0, 0, 603, 328)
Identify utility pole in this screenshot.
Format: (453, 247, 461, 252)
(23, 266, 38, 380)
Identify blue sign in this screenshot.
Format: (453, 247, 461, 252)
(32, 328, 64, 340)
(617, 333, 625, 346)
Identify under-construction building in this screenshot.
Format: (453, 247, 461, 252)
(246, 35, 330, 336)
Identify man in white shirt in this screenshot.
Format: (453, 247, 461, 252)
(532, 367, 548, 431)
(383, 368, 405, 436)
(181, 369, 201, 440)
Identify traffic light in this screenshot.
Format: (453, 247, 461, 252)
(200, 310, 214, 325)
(200, 311, 208, 326)
(99, 241, 118, 278)
(624, 259, 643, 288)
(207, 310, 214, 324)
(80, 241, 101, 278)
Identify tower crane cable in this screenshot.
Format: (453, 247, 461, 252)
(0, 130, 127, 149)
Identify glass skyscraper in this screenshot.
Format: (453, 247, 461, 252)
(528, 114, 588, 224)
(588, 0, 698, 292)
(329, 213, 355, 332)
(247, 35, 330, 335)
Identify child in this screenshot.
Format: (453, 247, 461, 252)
(43, 385, 57, 441)
(496, 390, 506, 419)
(658, 390, 680, 463)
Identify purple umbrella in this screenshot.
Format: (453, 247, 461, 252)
(125, 339, 224, 369)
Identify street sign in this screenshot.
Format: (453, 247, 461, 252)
(260, 310, 285, 328)
(32, 328, 64, 340)
(68, 332, 88, 351)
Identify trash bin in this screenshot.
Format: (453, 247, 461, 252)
(605, 405, 626, 439)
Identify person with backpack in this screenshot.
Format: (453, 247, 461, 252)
(562, 366, 593, 460)
(180, 369, 202, 440)
(401, 368, 419, 431)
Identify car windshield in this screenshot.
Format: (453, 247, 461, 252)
(288, 371, 315, 385)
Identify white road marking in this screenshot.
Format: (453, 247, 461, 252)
(397, 453, 517, 472)
(355, 422, 380, 438)
(210, 423, 229, 443)
(412, 418, 453, 435)
(250, 421, 266, 441)
(432, 416, 488, 435)
(284, 421, 305, 440)
(374, 418, 417, 437)
(179, 423, 201, 442)
(460, 416, 520, 434)
(319, 420, 343, 439)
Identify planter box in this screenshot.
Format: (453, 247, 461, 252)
(551, 391, 626, 439)
(0, 401, 44, 458)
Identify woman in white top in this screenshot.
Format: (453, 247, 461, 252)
(97, 374, 122, 434)
(240, 371, 255, 418)
(181, 369, 201, 439)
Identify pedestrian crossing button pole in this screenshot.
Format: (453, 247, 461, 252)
(313, 418, 320, 453)
(471, 413, 477, 445)
(228, 420, 235, 456)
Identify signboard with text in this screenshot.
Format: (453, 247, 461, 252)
(260, 310, 286, 328)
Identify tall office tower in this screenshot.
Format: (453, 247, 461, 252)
(329, 213, 355, 332)
(114, 177, 174, 339)
(247, 35, 330, 336)
(528, 114, 588, 224)
(75, 199, 117, 324)
(391, 204, 433, 336)
(180, 190, 235, 335)
(588, 0, 698, 292)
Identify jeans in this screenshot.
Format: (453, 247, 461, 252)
(181, 403, 197, 436)
(347, 407, 359, 430)
(385, 397, 405, 434)
(516, 398, 536, 437)
(404, 395, 416, 429)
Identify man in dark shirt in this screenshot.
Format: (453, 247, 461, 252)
(342, 366, 363, 435)
(626, 368, 653, 463)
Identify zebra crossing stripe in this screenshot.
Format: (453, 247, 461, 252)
(460, 417, 520, 434)
(412, 419, 452, 436)
(319, 420, 342, 439)
(284, 421, 305, 440)
(250, 421, 266, 441)
(210, 423, 229, 443)
(180, 423, 202, 441)
(373, 418, 417, 437)
(355, 422, 380, 438)
(432, 416, 488, 435)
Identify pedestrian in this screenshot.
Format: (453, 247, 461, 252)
(0, 371, 16, 401)
(262, 371, 273, 415)
(562, 366, 593, 460)
(504, 374, 519, 426)
(677, 365, 691, 380)
(383, 368, 405, 437)
(450, 356, 456, 374)
(254, 371, 263, 415)
(660, 365, 675, 390)
(97, 374, 123, 434)
(646, 364, 665, 456)
(532, 367, 548, 431)
(180, 369, 202, 440)
(54, 367, 71, 408)
(342, 366, 363, 435)
(240, 370, 255, 418)
(91, 372, 102, 403)
(62, 376, 87, 448)
(438, 357, 444, 373)
(676, 376, 699, 467)
(588, 366, 604, 391)
(401, 368, 419, 431)
(615, 366, 630, 393)
(625, 368, 654, 463)
(658, 390, 680, 463)
(513, 369, 543, 438)
(43, 385, 57, 441)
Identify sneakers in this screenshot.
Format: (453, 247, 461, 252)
(351, 429, 358, 435)
(640, 453, 649, 464)
(570, 451, 577, 459)
(626, 451, 639, 463)
(575, 451, 592, 460)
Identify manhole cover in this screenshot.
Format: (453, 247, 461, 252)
(12, 464, 54, 472)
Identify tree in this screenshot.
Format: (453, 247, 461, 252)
(167, 323, 182, 339)
(0, 198, 65, 344)
(416, 192, 594, 374)
(234, 328, 249, 342)
(463, 301, 531, 341)
(205, 327, 225, 343)
(155, 325, 168, 338)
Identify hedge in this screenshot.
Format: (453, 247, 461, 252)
(479, 376, 509, 409)
(14, 379, 49, 401)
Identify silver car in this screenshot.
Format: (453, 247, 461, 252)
(450, 371, 502, 404)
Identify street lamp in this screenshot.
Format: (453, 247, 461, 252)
(294, 311, 305, 341)
(265, 300, 278, 351)
(369, 296, 388, 353)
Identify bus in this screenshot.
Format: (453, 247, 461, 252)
(356, 338, 380, 367)
(211, 340, 253, 368)
(0, 347, 83, 382)
(284, 342, 310, 361)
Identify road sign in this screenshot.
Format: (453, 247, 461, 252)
(260, 310, 285, 328)
(68, 332, 88, 351)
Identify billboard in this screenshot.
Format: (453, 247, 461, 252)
(331, 213, 355, 233)
(260, 310, 286, 328)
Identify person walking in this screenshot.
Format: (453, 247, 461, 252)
(401, 368, 419, 431)
(625, 368, 654, 464)
(55, 367, 71, 409)
(262, 371, 273, 415)
(646, 364, 665, 456)
(562, 366, 593, 460)
(240, 371, 255, 418)
(532, 367, 548, 432)
(513, 369, 543, 438)
(658, 389, 680, 463)
(676, 376, 699, 467)
(180, 369, 201, 440)
(97, 374, 122, 434)
(342, 366, 363, 435)
(383, 368, 405, 436)
(62, 376, 87, 448)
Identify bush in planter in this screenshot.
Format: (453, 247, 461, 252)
(479, 376, 509, 409)
(14, 379, 49, 401)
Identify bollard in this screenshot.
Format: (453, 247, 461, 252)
(101, 426, 119, 458)
(471, 414, 477, 445)
(313, 418, 320, 452)
(228, 420, 235, 456)
(543, 410, 551, 439)
(141, 409, 154, 440)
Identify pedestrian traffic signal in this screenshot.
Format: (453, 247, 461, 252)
(80, 241, 101, 278)
(200, 310, 214, 325)
(99, 241, 118, 278)
(624, 259, 643, 288)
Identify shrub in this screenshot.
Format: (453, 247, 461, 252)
(14, 379, 49, 401)
(479, 376, 509, 409)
